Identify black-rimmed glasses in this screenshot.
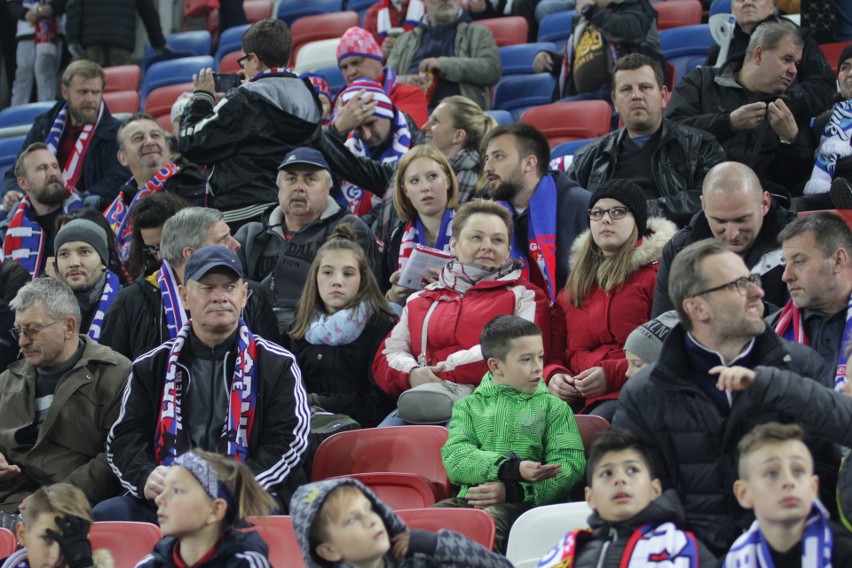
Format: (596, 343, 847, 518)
(11, 319, 64, 341)
(692, 274, 762, 297)
(588, 206, 629, 221)
(237, 53, 252, 69)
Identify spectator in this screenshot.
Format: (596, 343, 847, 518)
(613, 238, 837, 555)
(55, 207, 132, 286)
(483, 123, 591, 302)
(2, 143, 82, 278)
(1, 60, 130, 210)
(652, 161, 793, 317)
(300, 72, 333, 123)
(387, 0, 501, 111)
(235, 148, 378, 335)
(372, 199, 551, 425)
(98, 245, 310, 522)
(9, 1, 63, 106)
(532, 0, 662, 103)
(547, 180, 676, 421)
(179, 19, 323, 231)
(101, 207, 279, 361)
(124, 192, 189, 280)
(336, 26, 429, 127)
(622, 310, 678, 377)
(667, 21, 813, 195)
(569, 54, 725, 226)
(364, 0, 425, 58)
(289, 225, 398, 429)
(0, 278, 130, 513)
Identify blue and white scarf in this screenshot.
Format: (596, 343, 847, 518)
(398, 208, 455, 271)
(86, 270, 120, 342)
(805, 100, 852, 195)
(157, 260, 188, 340)
(45, 101, 103, 190)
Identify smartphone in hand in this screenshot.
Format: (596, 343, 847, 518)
(213, 72, 241, 92)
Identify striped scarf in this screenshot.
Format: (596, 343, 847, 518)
(724, 501, 833, 568)
(2, 187, 82, 277)
(157, 260, 188, 340)
(398, 209, 454, 271)
(376, 0, 424, 39)
(804, 100, 852, 195)
(103, 163, 180, 261)
(153, 319, 259, 464)
(247, 67, 293, 82)
(45, 101, 103, 190)
(86, 270, 120, 342)
(774, 296, 852, 391)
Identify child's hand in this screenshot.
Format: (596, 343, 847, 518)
(466, 482, 506, 508)
(391, 532, 411, 558)
(519, 461, 562, 482)
(574, 367, 606, 398)
(711, 365, 756, 391)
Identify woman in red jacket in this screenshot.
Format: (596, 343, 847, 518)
(546, 179, 676, 421)
(372, 198, 550, 426)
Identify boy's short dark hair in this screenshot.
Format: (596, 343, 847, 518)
(586, 428, 655, 485)
(480, 315, 541, 362)
(241, 19, 292, 68)
(737, 422, 806, 479)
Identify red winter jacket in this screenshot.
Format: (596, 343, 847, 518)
(546, 217, 677, 411)
(373, 262, 550, 397)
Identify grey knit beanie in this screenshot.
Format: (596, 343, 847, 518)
(623, 311, 679, 365)
(54, 219, 109, 265)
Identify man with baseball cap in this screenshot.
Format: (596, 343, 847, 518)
(236, 147, 378, 334)
(98, 244, 310, 522)
(54, 218, 120, 343)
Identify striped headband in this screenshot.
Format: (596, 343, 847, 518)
(338, 79, 395, 120)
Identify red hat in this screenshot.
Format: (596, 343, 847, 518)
(337, 27, 384, 64)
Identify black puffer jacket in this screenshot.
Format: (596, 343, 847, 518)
(290, 311, 397, 428)
(613, 324, 836, 555)
(56, 0, 167, 52)
(651, 199, 794, 317)
(569, 119, 725, 226)
(137, 526, 270, 568)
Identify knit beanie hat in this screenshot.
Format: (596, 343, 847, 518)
(300, 72, 332, 102)
(840, 44, 852, 74)
(337, 27, 384, 63)
(338, 79, 396, 120)
(589, 178, 648, 235)
(623, 311, 679, 366)
(55, 219, 110, 265)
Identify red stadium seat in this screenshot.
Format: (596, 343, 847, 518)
(103, 91, 141, 114)
(219, 50, 242, 74)
(291, 11, 359, 64)
(475, 17, 529, 47)
(575, 414, 611, 456)
(820, 42, 851, 75)
(144, 83, 195, 127)
(652, 0, 703, 30)
(244, 516, 305, 568)
(335, 472, 438, 509)
(798, 209, 852, 229)
(244, 0, 273, 22)
(89, 522, 161, 568)
(520, 100, 612, 147)
(0, 528, 16, 558)
(397, 508, 496, 550)
(103, 65, 142, 93)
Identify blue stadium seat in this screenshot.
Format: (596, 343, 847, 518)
(660, 24, 713, 88)
(141, 56, 214, 109)
(215, 24, 251, 68)
(710, 0, 732, 16)
(499, 42, 556, 76)
(537, 11, 574, 53)
(492, 74, 557, 121)
(485, 110, 514, 126)
(276, 0, 344, 26)
(0, 135, 26, 177)
(142, 31, 212, 72)
(550, 138, 595, 161)
(311, 65, 346, 99)
(0, 102, 53, 128)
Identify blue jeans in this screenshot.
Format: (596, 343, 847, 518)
(377, 409, 450, 428)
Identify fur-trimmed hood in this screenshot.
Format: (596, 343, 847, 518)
(568, 216, 677, 272)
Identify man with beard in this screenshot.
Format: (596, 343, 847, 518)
(2, 144, 83, 278)
(53, 219, 119, 343)
(236, 148, 378, 335)
(613, 238, 836, 556)
(1, 60, 130, 210)
(482, 123, 590, 302)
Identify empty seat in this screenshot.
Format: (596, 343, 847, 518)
(550, 137, 596, 166)
(500, 42, 556, 76)
(276, 0, 344, 26)
(660, 24, 714, 88)
(103, 91, 141, 115)
(492, 73, 557, 121)
(0, 135, 26, 162)
(244, 516, 306, 568)
(397, 508, 496, 550)
(142, 31, 213, 72)
(291, 11, 360, 64)
(820, 42, 851, 75)
(337, 472, 438, 509)
(89, 522, 161, 568)
(143, 83, 195, 128)
(475, 16, 529, 47)
(0, 527, 15, 558)
(244, 0, 273, 22)
(214, 24, 251, 68)
(652, 0, 703, 30)
(709, 0, 732, 16)
(141, 56, 214, 108)
(485, 109, 514, 125)
(520, 100, 612, 147)
(575, 414, 611, 455)
(537, 11, 575, 52)
(218, 50, 243, 74)
(506, 502, 593, 567)
(103, 65, 142, 93)
(0, 102, 53, 128)
(294, 38, 341, 74)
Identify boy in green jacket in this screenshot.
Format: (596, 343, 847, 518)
(440, 315, 586, 552)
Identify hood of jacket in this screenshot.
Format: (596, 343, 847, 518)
(241, 73, 322, 141)
(474, 371, 552, 401)
(568, 216, 677, 272)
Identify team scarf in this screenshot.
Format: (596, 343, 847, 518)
(376, 0, 424, 39)
(804, 100, 852, 195)
(86, 270, 120, 342)
(153, 319, 259, 465)
(537, 522, 701, 568)
(305, 302, 373, 346)
(2, 187, 82, 277)
(45, 101, 104, 190)
(157, 260, 188, 340)
(103, 162, 180, 261)
(398, 209, 455, 270)
(774, 296, 852, 391)
(724, 501, 833, 568)
(247, 67, 293, 82)
(499, 175, 558, 302)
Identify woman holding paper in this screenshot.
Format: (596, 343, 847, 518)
(373, 198, 551, 426)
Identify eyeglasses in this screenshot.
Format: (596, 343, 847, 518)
(588, 206, 629, 221)
(237, 53, 252, 69)
(143, 244, 161, 257)
(11, 319, 64, 341)
(692, 274, 762, 297)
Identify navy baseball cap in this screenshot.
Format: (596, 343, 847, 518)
(184, 245, 245, 282)
(278, 147, 330, 171)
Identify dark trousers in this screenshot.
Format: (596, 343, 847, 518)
(92, 495, 158, 523)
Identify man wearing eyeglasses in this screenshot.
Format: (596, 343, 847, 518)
(0, 277, 130, 518)
(613, 237, 835, 556)
(651, 161, 794, 317)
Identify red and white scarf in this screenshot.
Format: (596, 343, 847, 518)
(376, 0, 424, 39)
(398, 209, 454, 271)
(45, 101, 103, 190)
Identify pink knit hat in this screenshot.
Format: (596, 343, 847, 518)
(337, 27, 384, 63)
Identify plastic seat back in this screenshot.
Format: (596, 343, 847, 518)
(143, 83, 195, 126)
(244, 0, 273, 22)
(338, 472, 438, 509)
(709, 0, 732, 16)
(89, 522, 161, 568)
(520, 100, 612, 147)
(276, 0, 344, 26)
(475, 16, 529, 47)
(0, 102, 53, 128)
(0, 528, 16, 558)
(798, 209, 852, 230)
(103, 91, 141, 115)
(218, 51, 243, 74)
(485, 109, 514, 125)
(141, 56, 214, 108)
(660, 24, 713, 87)
(142, 31, 212, 72)
(244, 516, 306, 568)
(291, 11, 359, 64)
(575, 414, 611, 456)
(214, 24, 251, 67)
(652, 0, 703, 30)
(397, 507, 496, 550)
(500, 42, 556, 76)
(492, 74, 557, 120)
(311, 65, 346, 99)
(820, 42, 851, 74)
(537, 11, 575, 52)
(104, 65, 142, 93)
(506, 501, 593, 566)
(0, 135, 27, 161)
(294, 38, 342, 74)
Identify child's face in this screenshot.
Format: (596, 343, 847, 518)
(155, 466, 217, 538)
(317, 491, 390, 565)
(16, 513, 65, 568)
(489, 335, 544, 394)
(624, 351, 647, 379)
(319, 94, 331, 120)
(734, 440, 818, 526)
(317, 250, 362, 314)
(585, 449, 661, 523)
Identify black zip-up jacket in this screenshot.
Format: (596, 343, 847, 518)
(613, 324, 836, 555)
(106, 328, 310, 510)
(138, 529, 271, 568)
(651, 199, 794, 317)
(569, 119, 726, 226)
(53, 0, 167, 52)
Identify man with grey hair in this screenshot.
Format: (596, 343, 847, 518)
(667, 20, 814, 193)
(102, 206, 279, 360)
(236, 147, 378, 333)
(0, 278, 129, 517)
(613, 237, 836, 555)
